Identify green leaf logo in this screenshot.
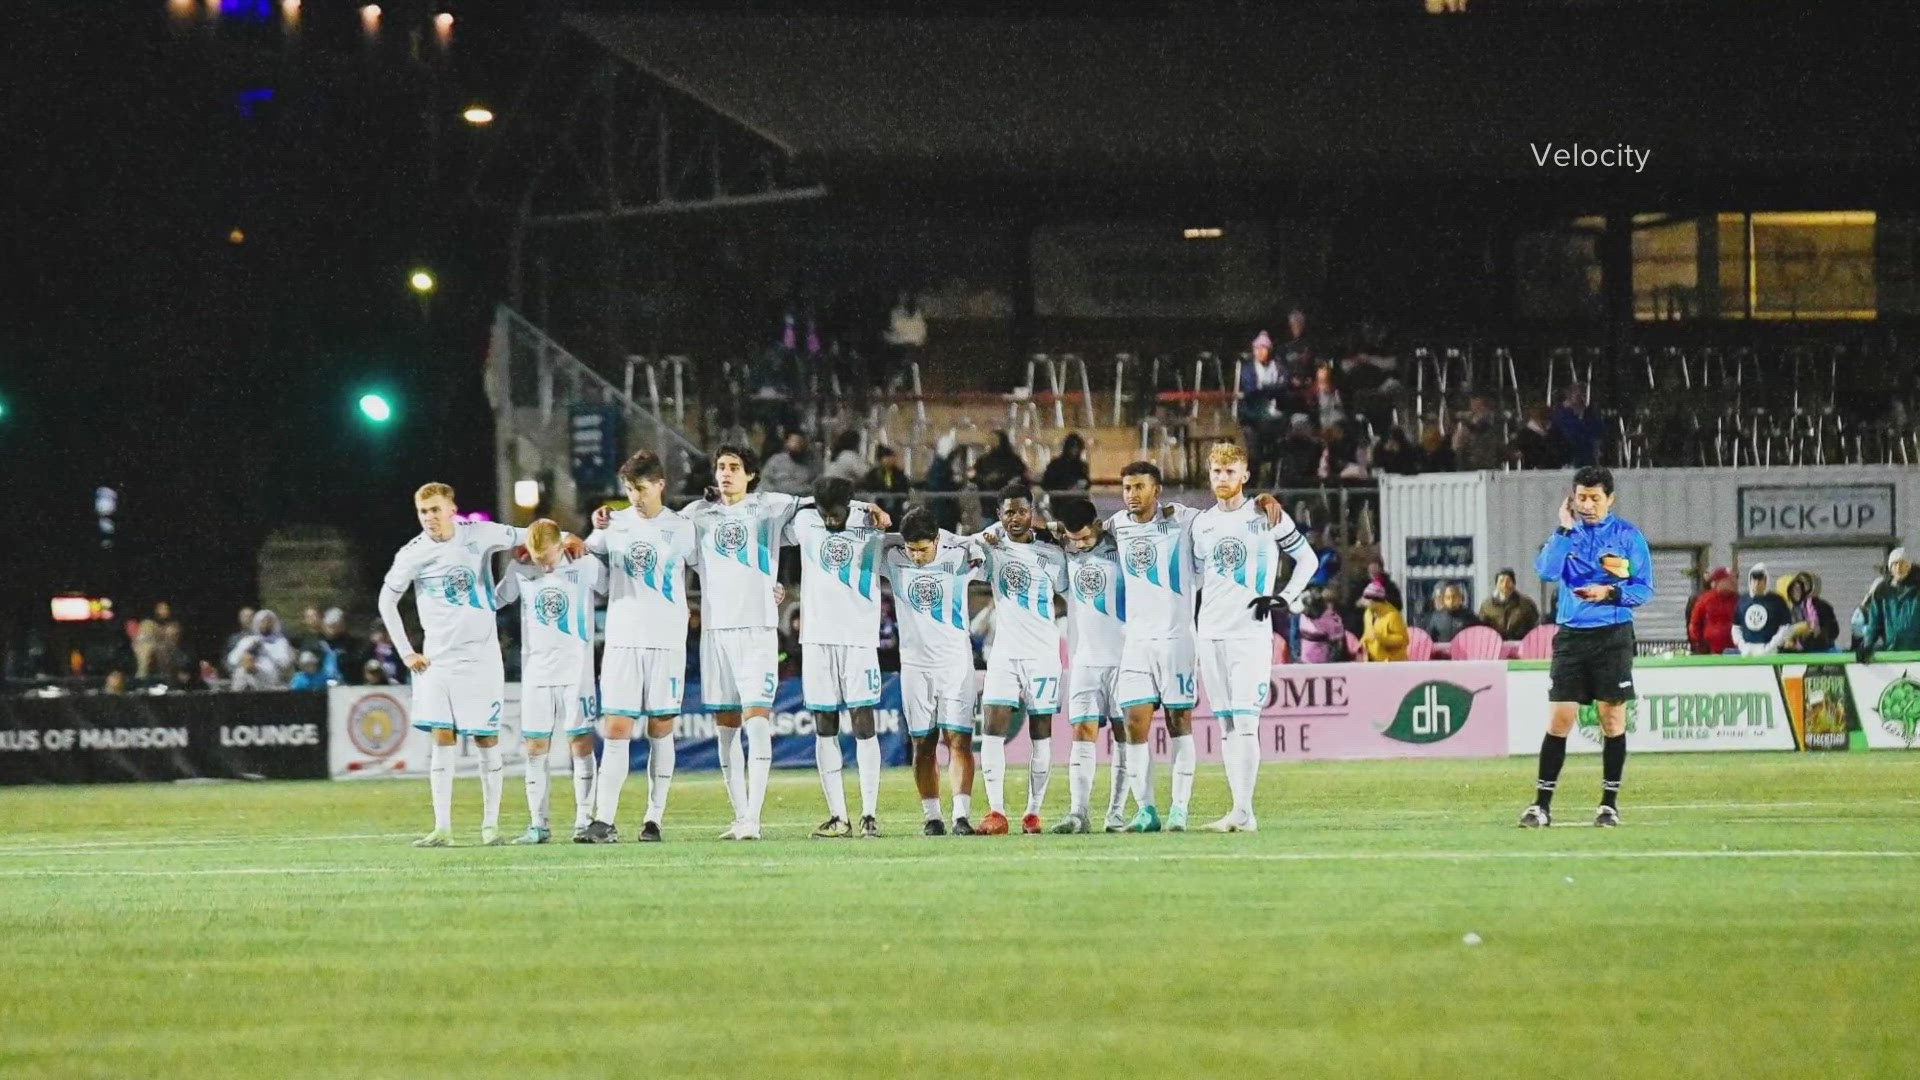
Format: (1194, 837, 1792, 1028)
(1383, 681, 1479, 743)
(1877, 673, 1920, 748)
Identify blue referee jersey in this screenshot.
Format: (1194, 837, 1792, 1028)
(1534, 515, 1654, 629)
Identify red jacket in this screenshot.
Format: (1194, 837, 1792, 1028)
(1689, 590, 1739, 655)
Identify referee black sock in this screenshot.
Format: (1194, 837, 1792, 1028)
(1601, 734, 1626, 809)
(1534, 734, 1567, 810)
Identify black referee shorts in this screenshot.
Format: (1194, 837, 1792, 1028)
(1548, 622, 1637, 705)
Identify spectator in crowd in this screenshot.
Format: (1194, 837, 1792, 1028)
(761, 431, 817, 496)
(1451, 395, 1504, 471)
(133, 601, 185, 680)
(923, 438, 968, 533)
(1277, 416, 1322, 488)
(357, 623, 405, 685)
(1687, 566, 1740, 655)
(289, 651, 329, 691)
(1306, 526, 1341, 587)
(168, 663, 207, 693)
(862, 445, 913, 523)
(822, 430, 867, 485)
(1238, 331, 1292, 477)
(1295, 587, 1350, 663)
(1423, 583, 1483, 644)
(1339, 319, 1403, 397)
(1316, 422, 1367, 486)
(1370, 427, 1421, 476)
(319, 609, 360, 684)
(1552, 383, 1607, 467)
(361, 658, 392, 687)
(972, 430, 1029, 518)
(101, 670, 129, 695)
(1478, 568, 1541, 641)
(223, 607, 256, 673)
(1508, 404, 1565, 470)
(1310, 365, 1348, 431)
(226, 609, 295, 690)
(1735, 564, 1794, 655)
(879, 290, 927, 393)
(1328, 581, 1364, 637)
(1779, 573, 1840, 654)
(295, 606, 326, 656)
(1039, 432, 1091, 493)
(1418, 427, 1456, 473)
(1362, 558, 1404, 611)
(878, 595, 901, 673)
(1360, 580, 1409, 662)
(1281, 307, 1317, 380)
(1855, 548, 1920, 657)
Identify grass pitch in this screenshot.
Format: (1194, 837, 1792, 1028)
(3, 754, 1918, 1079)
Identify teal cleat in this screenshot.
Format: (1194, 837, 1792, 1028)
(1126, 806, 1163, 833)
(412, 829, 453, 848)
(1166, 807, 1189, 832)
(511, 825, 551, 845)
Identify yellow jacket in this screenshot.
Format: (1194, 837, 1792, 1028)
(1363, 602, 1409, 662)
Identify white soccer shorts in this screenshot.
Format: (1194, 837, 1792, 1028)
(601, 645, 687, 719)
(521, 682, 598, 740)
(899, 662, 977, 736)
(981, 656, 1062, 716)
(801, 643, 883, 712)
(1066, 661, 1122, 727)
(1197, 636, 1274, 720)
(409, 654, 506, 737)
(1116, 634, 1198, 712)
(699, 627, 780, 712)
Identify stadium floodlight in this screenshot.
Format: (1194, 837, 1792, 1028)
(462, 105, 494, 126)
(513, 479, 540, 509)
(358, 393, 394, 423)
(408, 269, 436, 294)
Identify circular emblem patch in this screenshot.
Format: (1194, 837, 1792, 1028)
(907, 576, 944, 613)
(441, 567, 476, 605)
(1074, 563, 1109, 600)
(1213, 537, 1248, 573)
(347, 692, 407, 758)
(714, 520, 749, 555)
(822, 535, 856, 570)
(624, 541, 658, 577)
(1126, 538, 1157, 573)
(1002, 562, 1033, 594)
(1742, 604, 1769, 632)
(535, 587, 570, 628)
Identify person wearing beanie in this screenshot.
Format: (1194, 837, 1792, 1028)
(1855, 547, 1920, 657)
(1359, 580, 1408, 662)
(1238, 329, 1289, 480)
(1687, 566, 1740, 655)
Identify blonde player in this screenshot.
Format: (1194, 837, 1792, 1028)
(380, 482, 554, 847)
(1190, 443, 1315, 833)
(1049, 496, 1132, 834)
(496, 520, 606, 844)
(880, 506, 982, 835)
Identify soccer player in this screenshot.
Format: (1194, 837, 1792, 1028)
(580, 450, 699, 843)
(379, 482, 540, 847)
(1049, 495, 1132, 834)
(1522, 466, 1653, 828)
(882, 506, 983, 835)
(496, 519, 606, 844)
(1190, 442, 1316, 833)
(788, 477, 891, 839)
(973, 481, 1068, 835)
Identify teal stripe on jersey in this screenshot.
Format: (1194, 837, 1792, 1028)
(479, 564, 495, 610)
(1167, 541, 1182, 595)
(1256, 543, 1271, 595)
(662, 556, 675, 602)
(949, 575, 965, 628)
(858, 543, 876, 599)
(1233, 545, 1248, 587)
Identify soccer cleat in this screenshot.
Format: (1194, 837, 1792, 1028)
(1126, 806, 1163, 833)
(734, 821, 762, 841)
(1051, 813, 1090, 834)
(860, 815, 881, 839)
(1021, 813, 1043, 834)
(479, 826, 506, 847)
(1103, 811, 1129, 833)
(718, 819, 745, 840)
(1202, 812, 1249, 833)
(639, 821, 663, 843)
(584, 820, 618, 844)
(511, 825, 551, 845)
(952, 817, 975, 836)
(812, 816, 852, 839)
(1518, 805, 1552, 829)
(923, 818, 947, 836)
(1595, 805, 1621, 828)
(1166, 807, 1189, 832)
(571, 825, 591, 843)
(412, 829, 453, 848)
(978, 811, 1010, 835)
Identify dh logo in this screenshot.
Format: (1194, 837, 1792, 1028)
(1381, 681, 1481, 744)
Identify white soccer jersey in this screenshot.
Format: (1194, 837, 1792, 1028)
(587, 505, 699, 649)
(498, 556, 605, 686)
(685, 492, 802, 630)
(1105, 504, 1200, 642)
(976, 525, 1067, 663)
(882, 533, 980, 672)
(1065, 534, 1126, 667)
(380, 520, 524, 659)
(788, 506, 889, 648)
(1193, 502, 1301, 641)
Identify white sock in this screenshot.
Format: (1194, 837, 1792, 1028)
(1068, 740, 1096, 818)
(1170, 733, 1196, 814)
(477, 743, 504, 830)
(981, 735, 1007, 815)
(594, 738, 631, 825)
(816, 734, 848, 820)
(745, 716, 772, 824)
(1232, 727, 1261, 819)
(953, 793, 972, 821)
(1025, 735, 1053, 816)
(717, 725, 746, 821)
(1127, 741, 1154, 810)
(1219, 718, 1246, 816)
(428, 742, 454, 833)
(1105, 737, 1129, 819)
(646, 735, 675, 824)
(524, 752, 551, 829)
(921, 796, 942, 822)
(571, 752, 596, 830)
(856, 736, 882, 819)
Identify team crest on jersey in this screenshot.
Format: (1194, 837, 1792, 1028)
(907, 575, 944, 613)
(1002, 562, 1033, 593)
(1126, 538, 1157, 573)
(821, 534, 856, 570)
(535, 587, 569, 628)
(1074, 563, 1110, 600)
(624, 541, 658, 578)
(1212, 537, 1248, 573)
(714, 520, 749, 555)
(441, 567, 477, 605)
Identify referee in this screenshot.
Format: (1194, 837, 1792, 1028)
(1521, 466, 1653, 828)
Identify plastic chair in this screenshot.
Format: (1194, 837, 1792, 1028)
(1447, 625, 1505, 661)
(1517, 623, 1559, 660)
(1406, 627, 1434, 662)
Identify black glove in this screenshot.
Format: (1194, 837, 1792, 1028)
(1247, 595, 1282, 623)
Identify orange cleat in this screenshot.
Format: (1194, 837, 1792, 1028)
(1021, 813, 1043, 834)
(978, 811, 1010, 835)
